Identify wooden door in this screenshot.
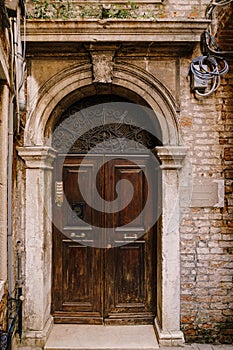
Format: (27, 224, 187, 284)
(52, 153, 157, 324)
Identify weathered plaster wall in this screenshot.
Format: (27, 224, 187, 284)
(0, 83, 9, 333)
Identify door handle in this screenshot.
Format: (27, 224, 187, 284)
(70, 232, 86, 239)
(55, 181, 63, 207)
(123, 233, 138, 240)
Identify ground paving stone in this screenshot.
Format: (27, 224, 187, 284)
(160, 345, 233, 350)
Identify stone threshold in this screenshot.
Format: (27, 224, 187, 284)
(44, 324, 159, 350)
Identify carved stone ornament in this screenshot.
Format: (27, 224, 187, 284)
(91, 52, 114, 83)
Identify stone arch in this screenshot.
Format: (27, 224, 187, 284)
(24, 62, 180, 147)
(18, 61, 187, 347)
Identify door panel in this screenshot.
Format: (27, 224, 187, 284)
(103, 156, 156, 324)
(62, 156, 104, 244)
(62, 242, 96, 305)
(52, 156, 104, 323)
(52, 154, 156, 324)
(52, 236, 103, 323)
(105, 157, 148, 241)
(104, 234, 155, 324)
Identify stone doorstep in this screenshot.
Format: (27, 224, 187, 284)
(44, 324, 159, 350)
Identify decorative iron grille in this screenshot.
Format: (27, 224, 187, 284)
(52, 95, 162, 154)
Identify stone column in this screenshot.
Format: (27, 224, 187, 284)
(154, 146, 187, 346)
(17, 146, 57, 347)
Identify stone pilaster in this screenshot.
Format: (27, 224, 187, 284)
(17, 146, 57, 347)
(154, 146, 187, 346)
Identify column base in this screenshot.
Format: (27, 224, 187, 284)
(154, 317, 185, 346)
(17, 315, 53, 350)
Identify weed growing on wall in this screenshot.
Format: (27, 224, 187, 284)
(27, 0, 161, 20)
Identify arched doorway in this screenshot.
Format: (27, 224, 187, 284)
(17, 63, 187, 345)
(51, 95, 162, 324)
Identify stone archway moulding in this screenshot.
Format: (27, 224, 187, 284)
(18, 62, 187, 348)
(24, 62, 180, 147)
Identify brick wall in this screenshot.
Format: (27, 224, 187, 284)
(215, 3, 233, 43)
(179, 4, 233, 341)
(161, 0, 210, 19)
(217, 61, 233, 344)
(216, 9, 233, 340)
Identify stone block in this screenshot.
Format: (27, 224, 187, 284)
(190, 179, 224, 208)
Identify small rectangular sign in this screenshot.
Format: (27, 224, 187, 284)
(190, 179, 224, 208)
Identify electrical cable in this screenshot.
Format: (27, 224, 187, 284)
(190, 55, 229, 79)
(206, 0, 233, 18)
(190, 55, 228, 97)
(212, 0, 233, 6)
(191, 54, 228, 75)
(202, 29, 233, 56)
(190, 0, 233, 97)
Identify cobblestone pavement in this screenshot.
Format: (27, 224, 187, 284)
(160, 345, 233, 350)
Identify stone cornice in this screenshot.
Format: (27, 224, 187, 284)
(25, 19, 209, 44)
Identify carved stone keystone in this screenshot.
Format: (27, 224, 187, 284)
(91, 51, 114, 83)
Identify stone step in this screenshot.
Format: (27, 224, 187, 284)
(44, 324, 159, 350)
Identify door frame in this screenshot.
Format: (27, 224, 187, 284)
(18, 144, 187, 346)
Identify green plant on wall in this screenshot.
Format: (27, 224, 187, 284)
(28, 0, 75, 19)
(79, 4, 101, 18)
(30, 0, 51, 19)
(27, 0, 161, 20)
(51, 0, 75, 19)
(100, 2, 138, 19)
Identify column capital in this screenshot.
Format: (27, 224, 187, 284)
(17, 146, 57, 169)
(154, 146, 187, 170)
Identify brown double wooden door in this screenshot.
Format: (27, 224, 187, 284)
(52, 154, 157, 324)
